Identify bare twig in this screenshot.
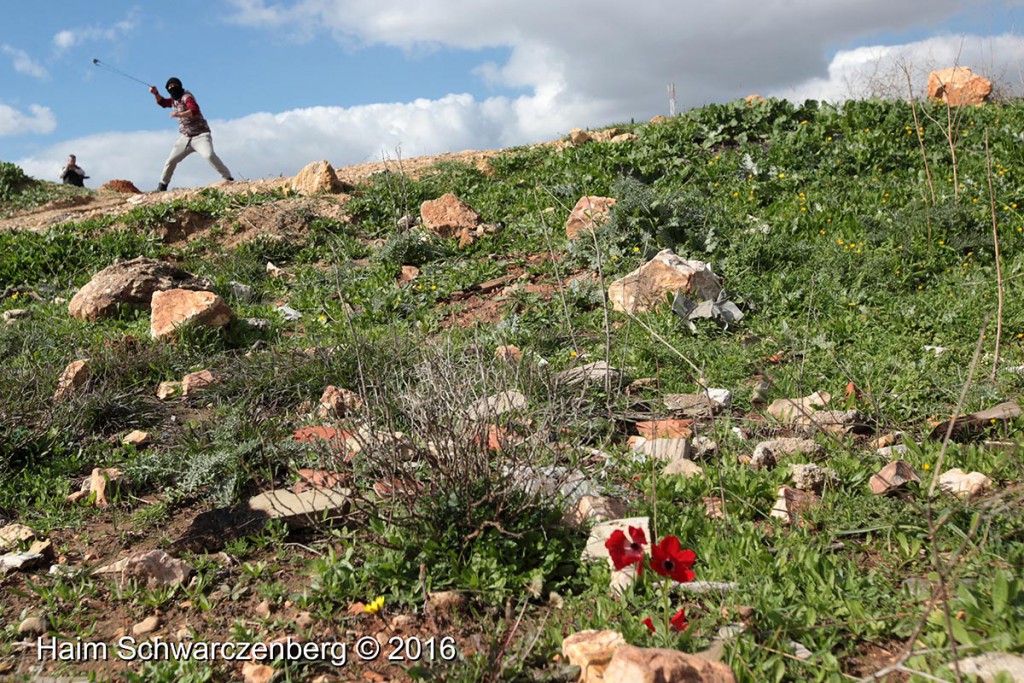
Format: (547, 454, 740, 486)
(984, 129, 1004, 379)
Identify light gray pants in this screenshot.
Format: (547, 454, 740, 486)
(160, 132, 232, 185)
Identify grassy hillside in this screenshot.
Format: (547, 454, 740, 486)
(1, 97, 1023, 682)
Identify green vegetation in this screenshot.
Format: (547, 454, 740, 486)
(2, 97, 1024, 682)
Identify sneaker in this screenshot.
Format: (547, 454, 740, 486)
(155, 182, 168, 192)
(226, 177, 234, 182)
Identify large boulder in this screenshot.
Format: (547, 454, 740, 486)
(605, 645, 737, 683)
(291, 160, 344, 195)
(420, 193, 480, 238)
(565, 196, 617, 239)
(69, 257, 213, 321)
(927, 67, 992, 107)
(150, 289, 234, 341)
(608, 249, 722, 314)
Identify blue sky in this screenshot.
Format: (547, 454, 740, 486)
(2, 1, 1023, 189)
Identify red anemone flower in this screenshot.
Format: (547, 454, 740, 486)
(669, 608, 690, 632)
(650, 535, 696, 583)
(642, 609, 689, 633)
(604, 525, 647, 571)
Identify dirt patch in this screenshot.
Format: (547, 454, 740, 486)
(216, 197, 350, 248)
(437, 296, 505, 329)
(157, 209, 218, 245)
(100, 180, 143, 194)
(844, 641, 909, 680)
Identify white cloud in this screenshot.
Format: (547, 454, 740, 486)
(1, 45, 49, 80)
(774, 34, 1024, 102)
(0, 103, 57, 137)
(52, 12, 139, 54)
(225, 0, 964, 109)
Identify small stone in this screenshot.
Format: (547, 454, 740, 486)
(229, 281, 255, 301)
(291, 159, 344, 195)
(0, 552, 45, 576)
(266, 261, 291, 279)
(706, 388, 733, 407)
(420, 193, 480, 238)
(318, 385, 363, 418)
(18, 616, 48, 638)
(770, 486, 820, 525)
(938, 468, 992, 498)
(150, 289, 233, 341)
(767, 391, 830, 423)
(295, 612, 314, 629)
(789, 463, 837, 493)
(0, 523, 36, 551)
(156, 381, 181, 400)
(28, 539, 54, 562)
(494, 345, 522, 363)
(663, 393, 721, 418)
(704, 496, 726, 520)
(870, 433, 903, 449)
(556, 361, 624, 389)
(247, 488, 350, 528)
(468, 390, 528, 421)
(750, 438, 823, 470)
(789, 641, 813, 661)
(89, 467, 124, 508)
(877, 444, 909, 458)
(691, 436, 718, 458)
(633, 437, 691, 462)
(96, 549, 193, 588)
(427, 590, 470, 613)
(276, 304, 302, 321)
(564, 495, 627, 529)
(869, 460, 921, 495)
(398, 265, 420, 283)
(181, 369, 216, 397)
(53, 359, 90, 402)
(562, 630, 626, 683)
(255, 600, 272, 619)
(565, 196, 617, 240)
(243, 317, 271, 331)
(635, 419, 693, 440)
(955, 652, 1024, 681)
(2, 308, 30, 322)
(122, 430, 151, 448)
(133, 615, 161, 636)
(661, 458, 703, 478)
(242, 662, 277, 683)
(608, 249, 722, 314)
(390, 614, 417, 631)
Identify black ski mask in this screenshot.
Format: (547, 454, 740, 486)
(166, 78, 185, 100)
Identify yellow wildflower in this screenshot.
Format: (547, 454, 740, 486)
(365, 596, 385, 614)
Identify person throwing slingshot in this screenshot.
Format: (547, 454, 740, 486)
(150, 77, 233, 191)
